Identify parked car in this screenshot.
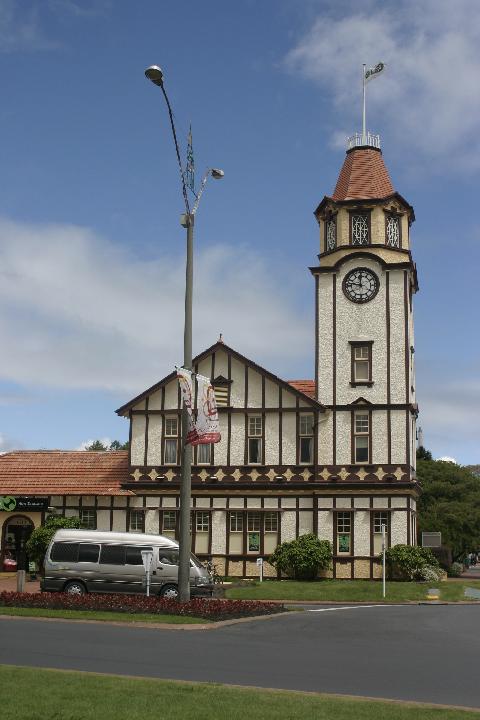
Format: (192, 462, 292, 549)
(2, 554, 17, 572)
(41, 529, 213, 600)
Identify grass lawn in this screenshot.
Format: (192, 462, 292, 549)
(1, 666, 478, 720)
(225, 579, 480, 602)
(0, 607, 206, 624)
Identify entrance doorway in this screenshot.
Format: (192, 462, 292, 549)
(1, 515, 34, 571)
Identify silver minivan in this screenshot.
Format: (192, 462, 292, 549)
(41, 529, 212, 599)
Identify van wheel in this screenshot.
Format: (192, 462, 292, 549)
(159, 584, 178, 600)
(64, 581, 86, 595)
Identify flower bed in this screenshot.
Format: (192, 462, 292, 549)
(0, 591, 284, 621)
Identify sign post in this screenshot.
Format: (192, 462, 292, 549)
(256, 557, 264, 583)
(141, 550, 154, 598)
(382, 523, 386, 599)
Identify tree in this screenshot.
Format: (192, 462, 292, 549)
(84, 440, 129, 451)
(417, 456, 480, 561)
(416, 446, 432, 461)
(26, 515, 81, 566)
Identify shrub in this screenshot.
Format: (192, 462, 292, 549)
(415, 565, 443, 582)
(448, 562, 463, 578)
(26, 515, 81, 566)
(385, 544, 439, 581)
(269, 534, 332, 580)
(0, 592, 284, 621)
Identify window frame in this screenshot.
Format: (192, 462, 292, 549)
(336, 511, 353, 555)
(227, 510, 280, 556)
(196, 442, 212, 465)
(247, 414, 263, 465)
(384, 211, 402, 249)
(298, 413, 314, 465)
(79, 509, 97, 530)
(349, 209, 371, 246)
(129, 509, 144, 533)
(195, 511, 210, 533)
(325, 214, 337, 252)
(349, 341, 373, 387)
(372, 511, 391, 555)
(164, 415, 179, 465)
(352, 409, 372, 464)
(162, 510, 177, 534)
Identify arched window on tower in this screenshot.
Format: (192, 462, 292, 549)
(325, 216, 337, 251)
(350, 211, 370, 245)
(386, 214, 401, 248)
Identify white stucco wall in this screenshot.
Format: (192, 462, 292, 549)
(371, 409, 388, 464)
(247, 367, 262, 407)
(213, 415, 228, 465)
(146, 415, 162, 466)
(335, 411, 351, 465)
(318, 510, 333, 543)
(317, 274, 334, 406)
(264, 413, 279, 465)
(281, 414, 296, 464)
(281, 511, 296, 542)
(354, 510, 370, 555)
(130, 415, 146, 465)
(390, 410, 407, 464)
(229, 414, 244, 465)
(391, 510, 407, 546)
(211, 510, 226, 554)
(230, 357, 245, 408)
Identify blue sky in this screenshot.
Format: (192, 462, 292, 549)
(0, 0, 478, 463)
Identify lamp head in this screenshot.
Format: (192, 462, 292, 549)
(211, 168, 224, 179)
(145, 65, 164, 87)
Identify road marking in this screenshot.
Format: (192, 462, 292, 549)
(307, 605, 403, 612)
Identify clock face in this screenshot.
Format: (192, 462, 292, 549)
(343, 268, 379, 303)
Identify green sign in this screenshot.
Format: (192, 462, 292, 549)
(248, 532, 260, 552)
(338, 534, 351, 553)
(0, 496, 17, 512)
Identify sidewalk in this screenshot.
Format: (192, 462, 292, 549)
(0, 573, 41, 593)
(461, 564, 480, 580)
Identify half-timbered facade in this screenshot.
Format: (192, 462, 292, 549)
(0, 136, 420, 579)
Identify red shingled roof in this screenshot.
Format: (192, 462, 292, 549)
(0, 451, 132, 496)
(288, 380, 316, 399)
(332, 147, 394, 201)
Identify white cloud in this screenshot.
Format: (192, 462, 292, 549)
(285, 0, 480, 168)
(0, 431, 22, 452)
(0, 217, 311, 396)
(0, 0, 57, 52)
(437, 456, 456, 464)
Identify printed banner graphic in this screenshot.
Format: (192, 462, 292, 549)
(176, 367, 198, 445)
(176, 368, 221, 446)
(194, 373, 221, 445)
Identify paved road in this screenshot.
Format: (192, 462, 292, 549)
(1, 605, 479, 707)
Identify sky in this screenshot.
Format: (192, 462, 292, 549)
(0, 0, 479, 464)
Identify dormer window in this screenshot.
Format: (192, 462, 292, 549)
(350, 212, 370, 245)
(325, 217, 337, 251)
(386, 215, 401, 248)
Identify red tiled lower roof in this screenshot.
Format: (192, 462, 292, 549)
(288, 380, 316, 399)
(0, 451, 132, 496)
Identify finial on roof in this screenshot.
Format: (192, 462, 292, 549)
(218, 333, 224, 343)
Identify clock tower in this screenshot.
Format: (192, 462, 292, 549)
(310, 133, 419, 564)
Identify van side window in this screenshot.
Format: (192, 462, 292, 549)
(125, 546, 153, 565)
(51, 542, 79, 562)
(158, 549, 179, 566)
(78, 544, 100, 563)
(100, 545, 126, 565)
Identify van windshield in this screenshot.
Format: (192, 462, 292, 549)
(190, 553, 204, 569)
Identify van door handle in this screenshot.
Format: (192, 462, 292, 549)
(152, 570, 157, 575)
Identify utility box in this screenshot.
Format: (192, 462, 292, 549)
(422, 532, 442, 548)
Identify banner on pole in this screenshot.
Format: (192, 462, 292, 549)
(193, 373, 221, 445)
(176, 368, 221, 446)
(365, 62, 385, 82)
(176, 367, 198, 445)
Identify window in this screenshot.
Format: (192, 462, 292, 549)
(354, 412, 370, 463)
(373, 512, 389, 554)
(229, 512, 243, 533)
(350, 343, 373, 385)
(248, 415, 262, 464)
(125, 545, 153, 565)
(386, 215, 400, 248)
(264, 512, 278, 533)
(163, 511, 177, 532)
(79, 510, 97, 530)
(196, 512, 210, 532)
(247, 511, 261, 553)
(325, 217, 337, 251)
(78, 543, 100, 563)
(100, 544, 126, 565)
(51, 542, 79, 562)
(337, 512, 352, 554)
(129, 509, 143, 533)
(197, 443, 211, 464)
(158, 548, 179, 565)
(351, 213, 369, 245)
(299, 414, 314, 464)
(164, 416, 178, 464)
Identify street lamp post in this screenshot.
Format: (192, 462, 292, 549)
(145, 65, 223, 602)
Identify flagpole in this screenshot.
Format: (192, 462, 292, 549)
(362, 63, 366, 144)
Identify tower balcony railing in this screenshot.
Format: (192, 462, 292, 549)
(347, 132, 381, 150)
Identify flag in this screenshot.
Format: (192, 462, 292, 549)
(176, 367, 198, 445)
(185, 124, 194, 192)
(365, 62, 385, 82)
(192, 374, 221, 445)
